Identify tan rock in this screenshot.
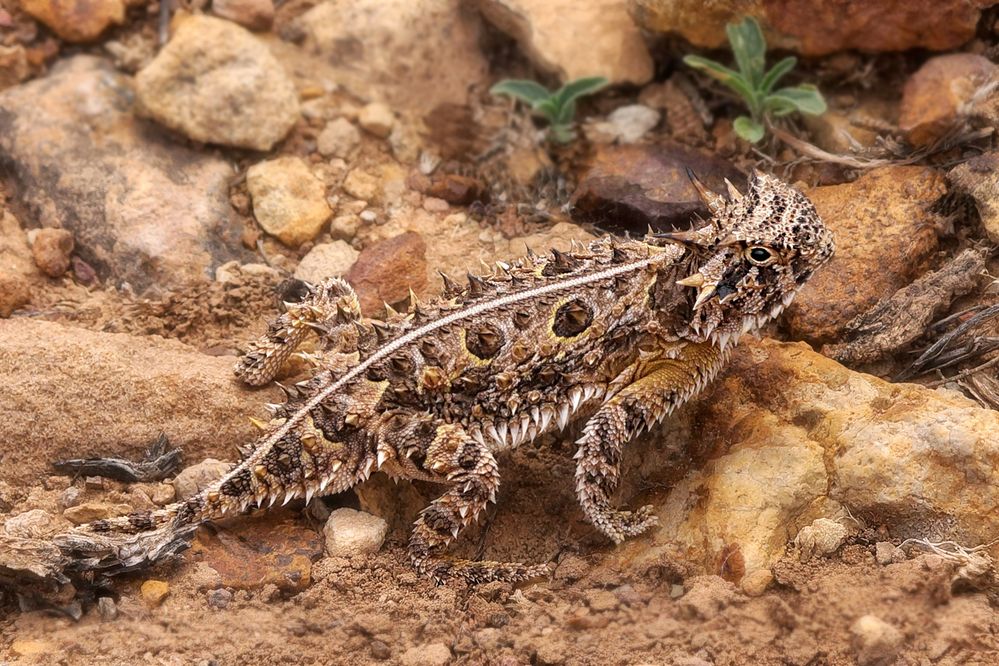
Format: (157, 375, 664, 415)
(0, 210, 37, 279)
(172, 459, 232, 500)
(31, 228, 74, 278)
(291, 0, 489, 115)
(0, 44, 29, 91)
(323, 508, 388, 557)
(135, 15, 299, 151)
(342, 168, 381, 202)
(294, 241, 360, 283)
(10, 638, 57, 657)
(247, 156, 331, 246)
(212, 0, 274, 31)
(851, 615, 902, 666)
(0, 270, 30, 317)
(346, 231, 429, 315)
(949, 151, 999, 243)
(19, 0, 124, 42)
(786, 166, 943, 344)
(399, 643, 452, 666)
(477, 0, 652, 85)
(63, 502, 133, 525)
(0, 319, 279, 486)
(611, 337, 999, 581)
(357, 102, 395, 139)
(794, 518, 849, 561)
(631, 0, 990, 56)
(899, 54, 998, 147)
(0, 56, 247, 292)
(740, 568, 773, 596)
(317, 118, 361, 158)
(140, 579, 170, 607)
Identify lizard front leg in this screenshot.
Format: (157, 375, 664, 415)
(405, 423, 551, 585)
(235, 277, 363, 386)
(575, 342, 726, 543)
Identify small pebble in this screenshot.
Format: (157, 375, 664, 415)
(140, 580, 170, 607)
(59, 486, 82, 508)
(851, 614, 902, 665)
(358, 102, 395, 138)
(359, 210, 378, 223)
(317, 118, 361, 158)
(31, 228, 74, 278)
(370, 640, 391, 660)
(207, 588, 233, 609)
(97, 596, 118, 621)
(173, 459, 232, 500)
(323, 508, 388, 557)
(63, 502, 132, 525)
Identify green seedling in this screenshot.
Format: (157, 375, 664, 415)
(490, 76, 609, 143)
(683, 16, 826, 143)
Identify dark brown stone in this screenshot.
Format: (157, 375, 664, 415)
(569, 143, 745, 235)
(346, 232, 429, 316)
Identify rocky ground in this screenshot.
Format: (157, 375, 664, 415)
(2, 0, 999, 664)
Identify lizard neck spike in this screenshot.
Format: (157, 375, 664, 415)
(685, 167, 727, 216)
(439, 271, 462, 298)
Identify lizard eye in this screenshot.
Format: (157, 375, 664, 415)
(746, 246, 775, 266)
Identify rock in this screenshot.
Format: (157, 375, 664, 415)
(342, 169, 381, 202)
(0, 210, 37, 280)
(135, 15, 299, 151)
(569, 143, 745, 235)
(785, 166, 943, 344)
(631, 0, 989, 56)
(585, 589, 619, 612)
(426, 174, 487, 205)
(399, 643, 452, 666)
(0, 319, 279, 486)
(476, 0, 653, 85)
(191, 511, 324, 592)
(323, 508, 388, 557)
(140, 579, 170, 607)
(740, 568, 773, 596)
(899, 54, 998, 147)
(0, 271, 30, 317)
(317, 118, 361, 158)
(63, 502, 134, 525)
(150, 483, 175, 506)
(59, 486, 82, 508)
(0, 56, 248, 292)
(329, 213, 362, 240)
(608, 337, 999, 582)
(874, 542, 907, 566)
(3, 509, 60, 538)
(358, 102, 395, 139)
(948, 152, 999, 244)
(10, 639, 57, 657)
(247, 157, 332, 246)
(97, 596, 118, 620)
(291, 0, 489, 116)
(294, 241, 360, 283)
(533, 639, 567, 666)
(211, 0, 274, 31)
(206, 587, 233, 609)
(172, 459, 232, 500)
(31, 228, 74, 278)
(346, 232, 429, 315)
(794, 518, 849, 561)
(19, 0, 123, 42)
(588, 104, 661, 144)
(215, 261, 281, 284)
(0, 44, 29, 91)
(851, 615, 902, 665)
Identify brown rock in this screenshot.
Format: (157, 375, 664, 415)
(172, 459, 232, 500)
(211, 0, 274, 31)
(31, 228, 74, 278)
(291, 0, 489, 116)
(0, 56, 248, 292)
(427, 174, 487, 205)
(0, 319, 279, 486)
(477, 0, 652, 85)
(190, 511, 323, 592)
(346, 232, 429, 315)
(899, 54, 998, 147)
(785, 166, 943, 344)
(0, 270, 30, 317)
(0, 44, 29, 91)
(0, 209, 37, 280)
(357, 102, 395, 139)
(631, 0, 991, 56)
(18, 0, 124, 42)
(851, 615, 902, 666)
(63, 502, 133, 525)
(135, 15, 299, 151)
(949, 151, 999, 243)
(569, 143, 745, 235)
(140, 579, 170, 607)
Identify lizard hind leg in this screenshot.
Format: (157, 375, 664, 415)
(406, 424, 551, 585)
(235, 277, 363, 386)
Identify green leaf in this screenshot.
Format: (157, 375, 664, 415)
(726, 17, 766, 86)
(548, 123, 575, 143)
(553, 76, 609, 110)
(760, 56, 797, 94)
(554, 99, 577, 126)
(490, 79, 553, 106)
(769, 84, 827, 115)
(733, 115, 765, 143)
(683, 55, 758, 112)
(535, 98, 560, 122)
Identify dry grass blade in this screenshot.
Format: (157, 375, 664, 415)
(896, 303, 999, 381)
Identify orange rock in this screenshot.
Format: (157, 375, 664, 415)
(346, 232, 429, 316)
(18, 0, 124, 42)
(785, 166, 943, 344)
(899, 54, 998, 147)
(31, 228, 74, 278)
(140, 579, 170, 607)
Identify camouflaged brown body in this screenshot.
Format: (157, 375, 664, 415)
(59, 172, 835, 584)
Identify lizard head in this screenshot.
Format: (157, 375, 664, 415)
(658, 170, 834, 345)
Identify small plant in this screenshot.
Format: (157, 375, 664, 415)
(490, 76, 609, 143)
(683, 17, 826, 143)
